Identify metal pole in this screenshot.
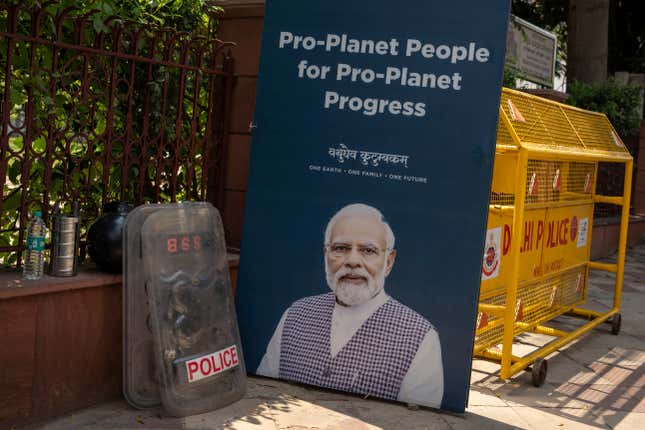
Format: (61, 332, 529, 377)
(500, 147, 529, 380)
(614, 159, 633, 310)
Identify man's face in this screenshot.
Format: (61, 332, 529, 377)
(325, 215, 396, 306)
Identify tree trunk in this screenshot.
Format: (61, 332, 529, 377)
(567, 0, 609, 83)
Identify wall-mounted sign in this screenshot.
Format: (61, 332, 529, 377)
(236, 0, 510, 413)
(505, 14, 558, 88)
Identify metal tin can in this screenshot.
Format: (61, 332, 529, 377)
(49, 213, 81, 277)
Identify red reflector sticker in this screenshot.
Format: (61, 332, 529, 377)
(549, 286, 558, 307)
(186, 345, 239, 383)
(515, 299, 523, 322)
(584, 173, 593, 193)
(508, 99, 526, 123)
(529, 172, 539, 196)
(576, 272, 584, 293)
(477, 312, 489, 329)
(552, 168, 561, 191)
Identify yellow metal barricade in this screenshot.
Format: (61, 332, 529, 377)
(476, 88, 633, 385)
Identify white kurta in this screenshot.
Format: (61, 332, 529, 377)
(257, 289, 444, 408)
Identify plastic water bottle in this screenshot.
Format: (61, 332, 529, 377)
(23, 210, 46, 280)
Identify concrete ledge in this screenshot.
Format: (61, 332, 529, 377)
(0, 268, 121, 300)
(0, 255, 239, 428)
(591, 216, 645, 260)
(0, 269, 122, 428)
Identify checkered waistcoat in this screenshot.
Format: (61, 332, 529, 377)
(279, 292, 433, 400)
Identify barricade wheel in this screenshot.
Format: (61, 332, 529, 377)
(531, 358, 547, 387)
(611, 313, 622, 335)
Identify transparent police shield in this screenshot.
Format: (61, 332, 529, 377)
(126, 202, 246, 416)
(123, 203, 166, 409)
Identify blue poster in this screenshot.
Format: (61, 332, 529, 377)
(236, 0, 510, 412)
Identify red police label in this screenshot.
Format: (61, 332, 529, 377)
(186, 345, 239, 383)
(501, 214, 587, 256)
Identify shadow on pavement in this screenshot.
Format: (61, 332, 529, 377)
(28, 244, 644, 430)
(28, 377, 527, 430)
(469, 244, 645, 430)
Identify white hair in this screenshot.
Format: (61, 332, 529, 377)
(324, 203, 395, 250)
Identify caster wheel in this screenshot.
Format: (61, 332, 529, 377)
(611, 313, 622, 335)
(531, 358, 548, 387)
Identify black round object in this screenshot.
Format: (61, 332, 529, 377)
(87, 202, 132, 273)
(531, 358, 548, 387)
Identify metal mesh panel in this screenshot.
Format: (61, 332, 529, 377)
(564, 107, 624, 153)
(524, 160, 595, 205)
(535, 103, 585, 150)
(475, 266, 587, 351)
(475, 287, 506, 350)
(499, 91, 583, 149)
(525, 159, 557, 204)
(568, 162, 597, 195)
(595, 203, 621, 220)
(595, 162, 625, 219)
(515, 266, 587, 332)
(495, 111, 516, 148)
(500, 89, 631, 157)
(500, 91, 558, 147)
(597, 162, 627, 197)
(489, 191, 515, 205)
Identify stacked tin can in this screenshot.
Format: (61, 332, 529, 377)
(48, 202, 81, 277)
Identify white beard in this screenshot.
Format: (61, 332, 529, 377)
(326, 260, 387, 306)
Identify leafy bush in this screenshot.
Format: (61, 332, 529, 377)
(13, 0, 219, 34)
(502, 65, 521, 89)
(0, 1, 226, 266)
(567, 80, 643, 137)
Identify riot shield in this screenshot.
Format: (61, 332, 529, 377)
(123, 204, 165, 408)
(124, 202, 246, 416)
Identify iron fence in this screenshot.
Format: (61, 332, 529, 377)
(0, 3, 235, 266)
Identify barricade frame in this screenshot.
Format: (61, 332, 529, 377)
(476, 88, 633, 384)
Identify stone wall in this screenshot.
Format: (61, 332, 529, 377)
(215, 1, 265, 248)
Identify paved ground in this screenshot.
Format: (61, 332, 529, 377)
(29, 243, 645, 430)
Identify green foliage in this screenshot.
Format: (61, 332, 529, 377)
(511, 0, 567, 82)
(567, 80, 643, 137)
(502, 65, 520, 89)
(15, 0, 220, 34)
(511, 0, 567, 31)
(0, 1, 223, 266)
